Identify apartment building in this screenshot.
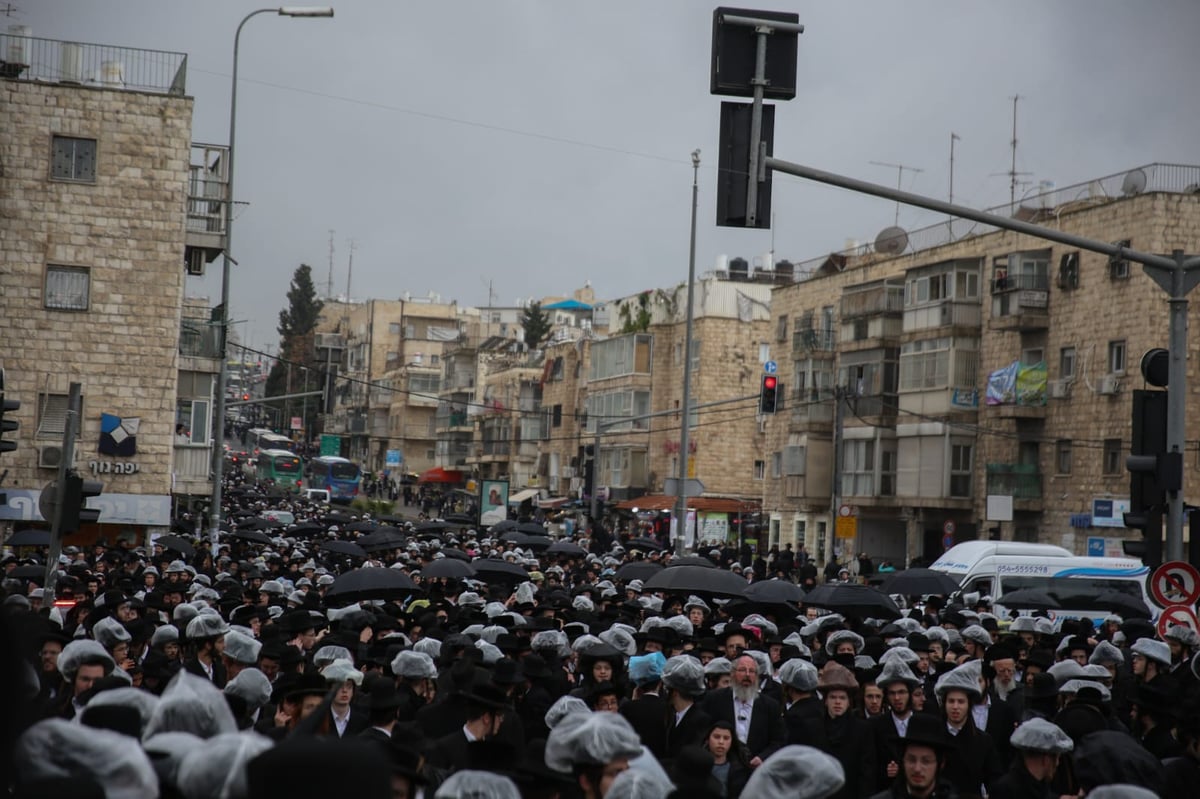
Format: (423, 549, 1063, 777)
(764, 164, 1200, 566)
(0, 32, 207, 541)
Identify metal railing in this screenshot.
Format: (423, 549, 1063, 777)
(0, 33, 187, 94)
(187, 143, 228, 235)
(991, 274, 1049, 293)
(986, 463, 1042, 499)
(179, 321, 222, 359)
(840, 282, 905, 317)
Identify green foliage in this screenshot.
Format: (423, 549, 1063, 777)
(269, 265, 326, 430)
(278, 264, 324, 340)
(618, 292, 653, 333)
(351, 497, 395, 516)
(520, 301, 552, 350)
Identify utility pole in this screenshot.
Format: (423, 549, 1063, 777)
(42, 382, 80, 605)
(948, 132, 960, 236)
(1009, 95, 1019, 209)
(326, 229, 335, 299)
(828, 385, 844, 567)
(869, 161, 925, 226)
(673, 150, 702, 556)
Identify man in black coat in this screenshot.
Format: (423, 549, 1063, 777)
(619, 659, 668, 759)
(987, 717, 1074, 799)
(779, 658, 823, 747)
(428, 682, 512, 774)
(358, 679, 404, 745)
(701, 653, 785, 766)
(869, 659, 925, 793)
(182, 615, 229, 689)
(661, 655, 712, 766)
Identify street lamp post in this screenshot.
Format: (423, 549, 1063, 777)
(673, 150, 701, 556)
(209, 6, 334, 542)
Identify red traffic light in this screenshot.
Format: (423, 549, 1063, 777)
(763, 376, 777, 390)
(759, 373, 779, 414)
(242, 393, 250, 401)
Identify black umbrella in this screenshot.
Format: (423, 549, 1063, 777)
(1091, 589, 1153, 619)
(489, 520, 518, 533)
(6, 529, 50, 548)
(319, 540, 368, 559)
(9, 565, 46, 582)
(440, 547, 472, 562)
(230, 529, 273, 546)
(232, 509, 257, 518)
(472, 559, 530, 583)
(546, 541, 586, 557)
(359, 529, 407, 552)
(802, 582, 902, 618)
(744, 579, 806, 604)
(326, 566, 420, 604)
(322, 512, 355, 524)
(155, 534, 195, 557)
(643, 565, 747, 598)
(666, 555, 715, 569)
(376, 514, 407, 525)
(416, 521, 454, 534)
(289, 523, 326, 538)
(997, 588, 1061, 611)
(878, 568, 962, 596)
(421, 558, 476, 579)
(626, 537, 666, 552)
(516, 522, 547, 535)
(344, 521, 377, 532)
(615, 562, 663, 582)
(443, 513, 477, 526)
(238, 518, 270, 530)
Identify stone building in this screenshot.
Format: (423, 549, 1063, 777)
(763, 164, 1200, 566)
(0, 33, 204, 541)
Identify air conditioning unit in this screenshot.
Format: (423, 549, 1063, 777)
(38, 444, 64, 469)
(185, 249, 206, 276)
(758, 419, 768, 434)
(1098, 375, 1121, 396)
(1047, 379, 1071, 399)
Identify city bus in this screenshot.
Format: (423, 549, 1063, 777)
(251, 430, 292, 457)
(256, 448, 304, 493)
(304, 456, 361, 504)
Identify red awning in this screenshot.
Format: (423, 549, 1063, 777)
(417, 467, 464, 484)
(613, 495, 759, 513)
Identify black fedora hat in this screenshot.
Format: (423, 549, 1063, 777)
(901, 713, 950, 751)
(462, 680, 513, 712)
(492, 658, 526, 686)
(366, 680, 405, 711)
(519, 653, 552, 680)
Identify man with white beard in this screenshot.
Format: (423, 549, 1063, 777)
(986, 645, 1024, 720)
(700, 653, 785, 767)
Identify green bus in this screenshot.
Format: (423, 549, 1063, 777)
(256, 448, 303, 492)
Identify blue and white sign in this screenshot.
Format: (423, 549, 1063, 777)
(1092, 498, 1131, 528)
(763, 360, 778, 374)
(385, 449, 403, 469)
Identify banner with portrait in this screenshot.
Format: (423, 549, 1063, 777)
(479, 479, 509, 527)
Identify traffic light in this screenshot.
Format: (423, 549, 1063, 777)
(0, 368, 18, 454)
(61, 471, 103, 532)
(242, 393, 250, 402)
(759, 374, 779, 414)
(1124, 389, 1173, 566)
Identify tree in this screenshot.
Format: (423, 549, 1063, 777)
(278, 264, 324, 341)
(266, 265, 325, 432)
(521, 301, 552, 350)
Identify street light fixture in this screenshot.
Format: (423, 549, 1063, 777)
(672, 150, 701, 556)
(209, 6, 334, 541)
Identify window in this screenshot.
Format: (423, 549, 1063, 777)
(843, 440, 875, 496)
(1103, 438, 1122, 475)
(175, 398, 210, 445)
(1021, 348, 1044, 366)
(771, 451, 782, 479)
(794, 520, 806, 548)
(1056, 439, 1073, 475)
(776, 314, 789, 342)
(1060, 347, 1077, 380)
(584, 389, 651, 432)
(37, 393, 82, 438)
(408, 374, 440, 395)
(45, 265, 90, 311)
(753, 460, 765, 480)
(51, 135, 97, 182)
(758, 343, 770, 363)
(1108, 340, 1126, 374)
(783, 445, 806, 476)
(950, 443, 972, 497)
(880, 444, 897, 496)
(552, 404, 562, 428)
(816, 521, 827, 563)
(590, 334, 652, 380)
(425, 449, 435, 460)
(389, 323, 402, 336)
(1109, 240, 1131, 280)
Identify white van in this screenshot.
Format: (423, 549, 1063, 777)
(930, 541, 1153, 623)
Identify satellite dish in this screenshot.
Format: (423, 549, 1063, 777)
(1121, 168, 1147, 196)
(874, 226, 909, 255)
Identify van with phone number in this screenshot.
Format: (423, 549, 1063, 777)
(929, 541, 1153, 624)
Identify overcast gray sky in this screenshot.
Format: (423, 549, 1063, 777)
(22, 1, 1200, 351)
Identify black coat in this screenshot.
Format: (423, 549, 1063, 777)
(619, 693, 668, 759)
(183, 656, 227, 689)
(665, 702, 713, 764)
(517, 683, 554, 743)
(701, 687, 786, 762)
(784, 696, 824, 747)
(1163, 754, 1200, 799)
(867, 711, 915, 794)
(986, 762, 1052, 799)
(1139, 722, 1184, 760)
(940, 726, 1003, 799)
(978, 697, 1019, 767)
(818, 712, 875, 799)
(325, 706, 370, 739)
(429, 728, 472, 773)
(868, 778, 960, 799)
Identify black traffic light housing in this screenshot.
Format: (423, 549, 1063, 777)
(1124, 389, 1174, 566)
(759, 374, 779, 414)
(716, 101, 776, 228)
(0, 368, 18, 455)
(61, 471, 103, 533)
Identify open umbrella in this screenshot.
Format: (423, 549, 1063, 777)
(643, 565, 747, 598)
(546, 541, 586, 557)
(289, 523, 326, 538)
(230, 529, 273, 546)
(1091, 589, 1152, 619)
(319, 540, 368, 559)
(744, 579, 806, 604)
(879, 568, 962, 596)
(443, 513, 477, 526)
(997, 588, 1061, 611)
(326, 566, 419, 604)
(156, 534, 196, 557)
(516, 522, 548, 535)
(376, 514, 407, 525)
(359, 529, 407, 552)
(6, 529, 51, 548)
(237, 517, 270, 531)
(322, 512, 354, 525)
(472, 559, 530, 583)
(615, 562, 663, 582)
(626, 537, 667, 552)
(665, 555, 715, 569)
(421, 558, 476, 580)
(802, 582, 902, 618)
(489, 520, 518, 533)
(416, 521, 454, 534)
(343, 521, 377, 532)
(440, 547, 472, 562)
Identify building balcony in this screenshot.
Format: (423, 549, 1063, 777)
(792, 328, 837, 353)
(172, 443, 211, 496)
(0, 33, 187, 93)
(903, 300, 982, 335)
(844, 393, 898, 421)
(179, 320, 222, 361)
(434, 411, 473, 435)
(986, 463, 1043, 505)
(840, 282, 904, 319)
(789, 399, 834, 431)
(991, 403, 1047, 420)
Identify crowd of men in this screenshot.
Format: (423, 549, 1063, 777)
(1, 486, 1197, 798)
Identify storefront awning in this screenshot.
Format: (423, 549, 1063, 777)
(538, 496, 570, 509)
(508, 488, 541, 504)
(613, 495, 759, 514)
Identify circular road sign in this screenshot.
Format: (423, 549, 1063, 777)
(943, 520, 956, 536)
(764, 360, 778, 374)
(1157, 604, 1200, 638)
(839, 504, 853, 518)
(1148, 560, 1200, 609)
(942, 533, 955, 551)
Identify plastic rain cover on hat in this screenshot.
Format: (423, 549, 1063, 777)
(600, 628, 637, 657)
(321, 658, 364, 686)
(545, 695, 590, 730)
(704, 656, 732, 676)
(605, 768, 672, 799)
(313, 645, 353, 670)
(225, 669, 272, 712)
(478, 625, 506, 644)
(476, 640, 503, 665)
(628, 652, 667, 685)
(1010, 718, 1074, 753)
(781, 632, 813, 658)
(1089, 640, 1124, 666)
(515, 582, 537, 605)
(741, 745, 845, 799)
(144, 731, 202, 788)
(92, 616, 132, 649)
(532, 630, 569, 656)
(824, 629, 864, 656)
(413, 637, 442, 659)
(573, 595, 595, 612)
(223, 630, 262, 666)
(662, 655, 706, 695)
(15, 719, 157, 799)
(393, 650, 438, 680)
(960, 624, 992, 647)
(485, 601, 508, 618)
(741, 614, 778, 638)
(1085, 787, 1159, 799)
(1131, 637, 1172, 666)
(58, 639, 115, 681)
(875, 659, 920, 690)
(143, 670, 238, 740)
(151, 625, 179, 648)
(176, 731, 273, 799)
(878, 647, 919, 667)
(1047, 660, 1088, 685)
(779, 658, 819, 692)
(435, 770, 521, 799)
(935, 661, 982, 703)
(86, 686, 161, 730)
(545, 710, 644, 772)
(186, 613, 230, 641)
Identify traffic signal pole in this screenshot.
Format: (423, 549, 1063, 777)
(761, 155, 1200, 561)
(42, 381, 81, 606)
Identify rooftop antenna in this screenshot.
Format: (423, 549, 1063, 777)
(479, 277, 498, 308)
(869, 160, 925, 226)
(342, 238, 355, 331)
(948, 132, 960, 237)
(991, 95, 1033, 210)
(326, 229, 335, 300)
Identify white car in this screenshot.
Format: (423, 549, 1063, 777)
(261, 510, 295, 525)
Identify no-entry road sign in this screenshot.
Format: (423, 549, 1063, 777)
(1157, 604, 1200, 638)
(1147, 560, 1200, 609)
